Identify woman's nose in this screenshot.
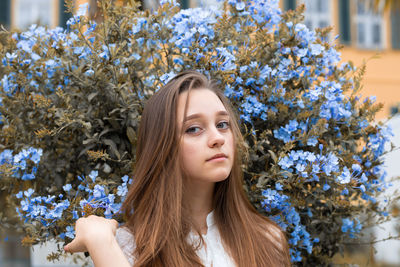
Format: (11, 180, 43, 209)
(208, 127, 225, 148)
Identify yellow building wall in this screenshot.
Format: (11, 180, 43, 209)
(76, 0, 90, 8)
(340, 48, 400, 120)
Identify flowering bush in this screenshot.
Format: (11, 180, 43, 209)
(0, 0, 395, 265)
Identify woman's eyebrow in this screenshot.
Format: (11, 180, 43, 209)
(183, 110, 229, 122)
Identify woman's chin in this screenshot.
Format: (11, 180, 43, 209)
(210, 171, 231, 182)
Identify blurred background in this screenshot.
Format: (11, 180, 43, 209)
(0, 0, 399, 266)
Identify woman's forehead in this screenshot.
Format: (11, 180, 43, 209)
(177, 88, 227, 119)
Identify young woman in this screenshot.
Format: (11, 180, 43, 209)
(64, 70, 291, 266)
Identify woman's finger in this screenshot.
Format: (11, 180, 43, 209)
(64, 237, 87, 253)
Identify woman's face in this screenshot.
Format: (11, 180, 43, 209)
(177, 88, 234, 184)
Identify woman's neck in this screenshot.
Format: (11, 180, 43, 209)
(184, 179, 215, 234)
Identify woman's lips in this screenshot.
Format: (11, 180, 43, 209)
(206, 153, 228, 162)
(207, 157, 227, 162)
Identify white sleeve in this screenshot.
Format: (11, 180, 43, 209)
(115, 227, 136, 266)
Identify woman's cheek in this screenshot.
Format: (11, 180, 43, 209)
(182, 140, 200, 167)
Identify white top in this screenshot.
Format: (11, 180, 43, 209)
(115, 210, 237, 267)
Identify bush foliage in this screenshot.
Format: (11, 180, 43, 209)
(0, 0, 395, 265)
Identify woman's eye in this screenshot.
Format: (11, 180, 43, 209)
(185, 126, 201, 134)
(217, 121, 230, 129)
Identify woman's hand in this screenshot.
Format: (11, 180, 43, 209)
(64, 215, 118, 253)
(63, 215, 131, 267)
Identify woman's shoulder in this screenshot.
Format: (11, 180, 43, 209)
(115, 226, 136, 265)
(116, 226, 133, 238)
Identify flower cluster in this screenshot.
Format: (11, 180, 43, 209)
(167, 7, 219, 52)
(341, 218, 362, 239)
(278, 148, 340, 181)
(15, 171, 130, 240)
(261, 188, 319, 261)
(0, 148, 43, 180)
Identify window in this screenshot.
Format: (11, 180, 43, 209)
(391, 8, 400, 49)
(196, 0, 221, 8)
(13, 0, 55, 29)
(355, 0, 384, 49)
(180, 0, 189, 9)
(142, 0, 159, 10)
(0, 0, 10, 29)
(284, 0, 297, 11)
(300, 0, 331, 32)
(338, 0, 351, 44)
(59, 0, 72, 28)
(358, 22, 365, 44)
(390, 105, 399, 116)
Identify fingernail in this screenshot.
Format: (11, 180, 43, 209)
(64, 245, 68, 251)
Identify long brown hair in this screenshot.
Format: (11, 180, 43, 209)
(121, 70, 291, 266)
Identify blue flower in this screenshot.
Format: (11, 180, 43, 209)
(295, 48, 307, 58)
(236, 2, 245, 11)
(99, 45, 110, 60)
(93, 184, 105, 199)
(48, 200, 69, 219)
(0, 149, 13, 164)
(337, 167, 351, 184)
(276, 183, 283, 191)
(160, 71, 176, 85)
(235, 77, 243, 84)
(89, 170, 98, 183)
(323, 184, 330, 191)
(21, 172, 35, 180)
(360, 173, 368, 183)
(122, 175, 129, 183)
(63, 184, 72, 192)
(310, 44, 324, 56)
(59, 233, 66, 240)
(352, 164, 362, 174)
(173, 57, 183, 65)
(31, 53, 41, 61)
(78, 184, 86, 191)
(76, 3, 89, 17)
(24, 188, 34, 198)
(132, 18, 147, 34)
(29, 148, 43, 164)
(65, 225, 75, 239)
(117, 184, 128, 197)
(1, 75, 14, 93)
(16, 40, 33, 53)
(45, 59, 56, 68)
(278, 155, 293, 169)
(73, 210, 79, 219)
(307, 137, 318, 146)
(85, 69, 94, 76)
